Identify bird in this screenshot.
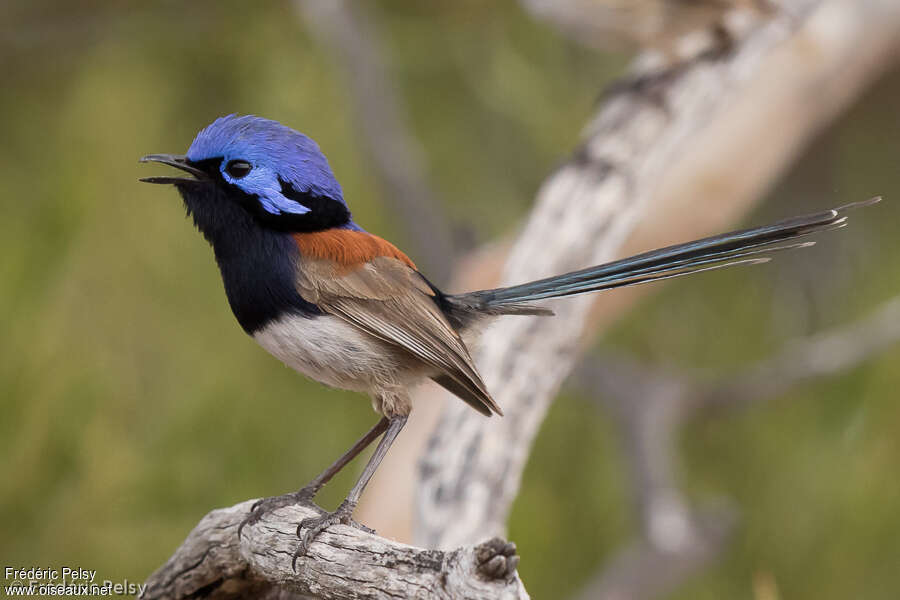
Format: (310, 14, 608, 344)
(140, 114, 877, 562)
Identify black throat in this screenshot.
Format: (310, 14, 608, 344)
(175, 181, 322, 334)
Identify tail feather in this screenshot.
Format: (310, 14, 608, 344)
(453, 198, 879, 311)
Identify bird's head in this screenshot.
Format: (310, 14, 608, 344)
(141, 114, 354, 237)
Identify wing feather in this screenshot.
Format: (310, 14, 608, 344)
(296, 256, 501, 416)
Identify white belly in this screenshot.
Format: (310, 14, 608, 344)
(253, 313, 410, 394)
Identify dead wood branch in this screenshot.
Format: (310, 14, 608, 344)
(141, 500, 527, 600)
(571, 295, 900, 599)
(573, 506, 735, 600)
(416, 0, 833, 550)
(582, 294, 900, 422)
(693, 296, 900, 414)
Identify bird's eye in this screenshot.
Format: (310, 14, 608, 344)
(225, 160, 252, 179)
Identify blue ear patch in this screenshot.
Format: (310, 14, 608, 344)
(258, 192, 310, 216)
(218, 161, 311, 216)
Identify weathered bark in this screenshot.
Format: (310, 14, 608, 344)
(415, 0, 900, 551)
(141, 500, 527, 600)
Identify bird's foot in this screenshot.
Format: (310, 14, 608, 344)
(291, 499, 373, 569)
(238, 486, 321, 539)
(475, 537, 520, 581)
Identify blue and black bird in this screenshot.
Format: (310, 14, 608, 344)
(141, 114, 876, 558)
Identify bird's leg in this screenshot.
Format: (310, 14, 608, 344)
(238, 417, 389, 538)
(293, 416, 391, 502)
(293, 415, 408, 565)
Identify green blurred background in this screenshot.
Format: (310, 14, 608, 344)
(1, 1, 898, 598)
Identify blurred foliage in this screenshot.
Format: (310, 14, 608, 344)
(0, 1, 898, 599)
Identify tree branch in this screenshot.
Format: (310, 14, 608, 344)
(415, 0, 830, 550)
(414, 1, 899, 596)
(579, 293, 900, 422)
(573, 506, 736, 600)
(572, 293, 900, 599)
(141, 500, 527, 600)
(694, 295, 900, 414)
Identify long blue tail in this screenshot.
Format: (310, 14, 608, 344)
(452, 198, 879, 313)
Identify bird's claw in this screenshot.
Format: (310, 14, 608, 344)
(237, 487, 320, 539)
(291, 500, 373, 570)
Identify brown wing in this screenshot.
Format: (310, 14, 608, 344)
(296, 256, 501, 416)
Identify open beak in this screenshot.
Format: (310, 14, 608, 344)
(139, 154, 210, 184)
